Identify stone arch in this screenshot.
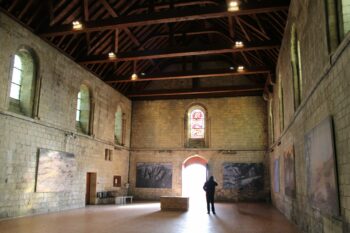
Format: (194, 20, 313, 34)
(183, 155, 208, 168)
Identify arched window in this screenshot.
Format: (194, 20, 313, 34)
(114, 105, 123, 145)
(9, 49, 37, 117)
(76, 84, 91, 134)
(186, 105, 208, 148)
(291, 24, 302, 110)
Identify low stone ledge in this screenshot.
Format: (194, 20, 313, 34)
(160, 196, 189, 211)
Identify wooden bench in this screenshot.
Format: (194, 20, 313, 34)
(115, 196, 133, 205)
(160, 196, 189, 211)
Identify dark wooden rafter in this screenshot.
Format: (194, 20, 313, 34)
(128, 0, 219, 15)
(106, 67, 270, 83)
(0, 0, 290, 99)
(50, 0, 80, 26)
(40, 3, 289, 36)
(79, 42, 280, 64)
(127, 86, 264, 98)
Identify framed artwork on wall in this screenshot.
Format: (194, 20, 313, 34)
(284, 146, 296, 198)
(274, 158, 280, 193)
(222, 163, 264, 190)
(113, 176, 121, 187)
(305, 116, 339, 216)
(136, 163, 172, 188)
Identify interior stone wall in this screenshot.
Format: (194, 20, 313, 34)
(0, 13, 131, 218)
(130, 97, 268, 201)
(269, 0, 350, 232)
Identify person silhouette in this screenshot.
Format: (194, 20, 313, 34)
(203, 176, 218, 214)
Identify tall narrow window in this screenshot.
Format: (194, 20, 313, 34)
(9, 49, 37, 117)
(291, 24, 302, 110)
(76, 84, 91, 134)
(186, 105, 207, 148)
(114, 105, 123, 145)
(278, 77, 284, 133)
(269, 100, 274, 145)
(340, 0, 350, 38)
(10, 55, 22, 100)
(76, 92, 82, 122)
(190, 109, 205, 139)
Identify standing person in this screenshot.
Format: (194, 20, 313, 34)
(203, 176, 218, 214)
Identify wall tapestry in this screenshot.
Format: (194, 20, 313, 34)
(223, 163, 264, 190)
(305, 116, 339, 216)
(36, 148, 77, 192)
(136, 163, 172, 188)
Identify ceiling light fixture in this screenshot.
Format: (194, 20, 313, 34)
(131, 73, 138, 80)
(234, 41, 244, 48)
(229, 66, 234, 70)
(108, 52, 117, 59)
(131, 61, 138, 81)
(228, 1, 239, 12)
(72, 21, 83, 30)
(237, 66, 245, 72)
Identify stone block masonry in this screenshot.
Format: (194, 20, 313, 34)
(269, 0, 350, 232)
(0, 13, 131, 218)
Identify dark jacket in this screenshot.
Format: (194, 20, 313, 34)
(203, 177, 218, 196)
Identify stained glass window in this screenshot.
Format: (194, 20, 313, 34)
(190, 109, 205, 139)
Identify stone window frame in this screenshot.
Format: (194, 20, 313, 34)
(8, 46, 40, 118)
(184, 104, 209, 148)
(75, 84, 92, 135)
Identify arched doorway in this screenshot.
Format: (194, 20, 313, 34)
(182, 155, 208, 208)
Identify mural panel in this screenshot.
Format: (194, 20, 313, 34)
(284, 147, 295, 197)
(36, 148, 77, 192)
(136, 163, 172, 188)
(223, 163, 264, 190)
(305, 116, 339, 216)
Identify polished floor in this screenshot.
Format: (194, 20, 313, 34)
(0, 201, 300, 233)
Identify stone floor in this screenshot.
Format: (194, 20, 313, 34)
(0, 202, 300, 233)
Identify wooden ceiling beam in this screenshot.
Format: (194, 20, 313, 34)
(79, 42, 280, 64)
(127, 86, 264, 98)
(106, 67, 270, 83)
(40, 3, 289, 36)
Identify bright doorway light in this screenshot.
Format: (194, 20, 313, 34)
(182, 163, 207, 207)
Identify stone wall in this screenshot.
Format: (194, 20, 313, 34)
(130, 97, 268, 201)
(269, 0, 350, 232)
(0, 13, 131, 218)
